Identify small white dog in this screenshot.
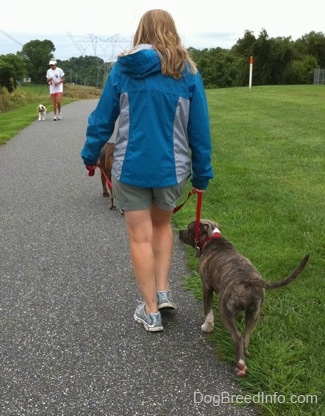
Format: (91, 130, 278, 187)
(37, 104, 47, 121)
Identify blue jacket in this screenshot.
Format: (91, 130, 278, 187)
(81, 44, 214, 190)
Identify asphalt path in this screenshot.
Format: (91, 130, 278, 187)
(0, 101, 258, 416)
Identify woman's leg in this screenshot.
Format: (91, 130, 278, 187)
(151, 205, 174, 292)
(51, 94, 57, 116)
(124, 209, 158, 314)
(57, 93, 62, 114)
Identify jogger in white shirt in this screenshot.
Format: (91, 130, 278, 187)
(46, 59, 65, 120)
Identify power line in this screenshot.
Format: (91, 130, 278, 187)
(0, 28, 23, 46)
(66, 31, 87, 56)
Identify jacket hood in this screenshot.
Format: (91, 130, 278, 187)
(117, 44, 162, 79)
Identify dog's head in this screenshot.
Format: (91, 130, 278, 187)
(179, 219, 221, 250)
(38, 104, 46, 112)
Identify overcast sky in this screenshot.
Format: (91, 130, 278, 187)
(1, 0, 324, 61)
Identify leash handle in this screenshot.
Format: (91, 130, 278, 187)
(86, 165, 96, 176)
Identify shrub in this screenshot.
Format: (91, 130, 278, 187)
(0, 87, 10, 111)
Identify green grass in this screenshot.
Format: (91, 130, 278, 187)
(0, 83, 100, 144)
(1, 84, 324, 415)
(0, 84, 59, 143)
(173, 85, 324, 416)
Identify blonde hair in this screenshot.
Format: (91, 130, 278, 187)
(127, 9, 197, 79)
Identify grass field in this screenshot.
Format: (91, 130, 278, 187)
(173, 85, 324, 416)
(1, 84, 324, 415)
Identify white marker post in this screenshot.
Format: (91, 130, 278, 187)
(249, 56, 254, 90)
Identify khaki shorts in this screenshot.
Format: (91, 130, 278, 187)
(112, 177, 189, 211)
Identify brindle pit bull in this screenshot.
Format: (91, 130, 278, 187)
(179, 219, 309, 377)
(99, 142, 115, 210)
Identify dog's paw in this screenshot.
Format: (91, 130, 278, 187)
(201, 322, 214, 333)
(201, 310, 214, 332)
(235, 360, 247, 377)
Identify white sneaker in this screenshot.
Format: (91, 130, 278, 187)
(53, 115, 57, 121)
(58, 113, 62, 120)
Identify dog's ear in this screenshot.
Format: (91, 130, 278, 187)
(201, 220, 216, 237)
(201, 223, 212, 237)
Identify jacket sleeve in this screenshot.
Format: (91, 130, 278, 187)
(80, 67, 120, 165)
(187, 71, 214, 190)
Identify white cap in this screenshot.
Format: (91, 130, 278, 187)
(49, 59, 57, 65)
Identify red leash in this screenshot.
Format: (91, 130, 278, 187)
(194, 191, 203, 248)
(172, 189, 203, 252)
(96, 162, 113, 191)
(172, 191, 193, 213)
(86, 163, 113, 191)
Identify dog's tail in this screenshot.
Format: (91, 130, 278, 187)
(258, 254, 310, 289)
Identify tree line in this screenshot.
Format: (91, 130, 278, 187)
(192, 29, 325, 88)
(0, 29, 324, 93)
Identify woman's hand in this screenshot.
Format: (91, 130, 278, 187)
(191, 187, 205, 194)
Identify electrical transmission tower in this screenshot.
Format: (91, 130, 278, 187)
(66, 32, 130, 87)
(67, 32, 130, 61)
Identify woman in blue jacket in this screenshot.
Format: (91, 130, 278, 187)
(81, 9, 214, 332)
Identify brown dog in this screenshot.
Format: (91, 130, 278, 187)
(99, 142, 115, 210)
(179, 219, 309, 376)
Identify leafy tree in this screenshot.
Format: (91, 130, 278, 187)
(265, 36, 295, 84)
(232, 30, 256, 58)
(294, 31, 325, 68)
(21, 40, 55, 83)
(0, 54, 27, 92)
(287, 55, 318, 84)
(251, 29, 273, 84)
(231, 31, 256, 86)
(231, 30, 296, 86)
(60, 55, 111, 87)
(189, 47, 239, 88)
